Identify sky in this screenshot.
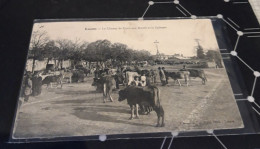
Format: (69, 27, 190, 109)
(32, 19, 219, 57)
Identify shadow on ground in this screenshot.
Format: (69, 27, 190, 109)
(71, 105, 155, 127)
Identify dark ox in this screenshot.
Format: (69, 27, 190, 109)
(140, 69, 150, 76)
(114, 73, 125, 89)
(164, 71, 190, 86)
(118, 86, 165, 127)
(188, 69, 207, 85)
(42, 74, 63, 89)
(92, 75, 114, 103)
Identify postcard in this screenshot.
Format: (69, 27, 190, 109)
(12, 19, 243, 140)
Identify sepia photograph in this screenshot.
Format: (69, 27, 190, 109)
(12, 19, 243, 139)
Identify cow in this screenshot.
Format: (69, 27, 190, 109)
(109, 69, 117, 75)
(118, 85, 165, 127)
(75, 65, 91, 76)
(42, 74, 63, 89)
(38, 72, 49, 80)
(140, 69, 150, 76)
(94, 69, 107, 79)
(72, 70, 85, 82)
(81, 69, 90, 76)
(62, 71, 73, 83)
(125, 71, 139, 86)
(92, 75, 114, 103)
(92, 69, 106, 88)
(101, 75, 114, 103)
(164, 70, 190, 86)
(114, 72, 125, 89)
(187, 69, 207, 85)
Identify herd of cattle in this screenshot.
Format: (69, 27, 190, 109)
(31, 66, 207, 127)
(39, 68, 89, 89)
(33, 65, 208, 127)
(90, 66, 207, 127)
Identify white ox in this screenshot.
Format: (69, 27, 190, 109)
(125, 71, 139, 85)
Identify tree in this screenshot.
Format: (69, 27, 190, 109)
(82, 39, 153, 68)
(206, 50, 223, 68)
(96, 40, 112, 62)
(196, 45, 205, 59)
(84, 40, 112, 69)
(55, 39, 74, 69)
(110, 43, 128, 65)
(68, 38, 88, 67)
(74, 41, 89, 67)
(29, 30, 49, 72)
(117, 48, 133, 64)
(43, 40, 59, 65)
(132, 49, 152, 62)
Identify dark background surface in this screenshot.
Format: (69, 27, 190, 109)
(0, 0, 260, 148)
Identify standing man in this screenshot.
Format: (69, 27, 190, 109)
(140, 74, 147, 86)
(180, 65, 187, 71)
(32, 72, 38, 96)
(162, 67, 168, 85)
(35, 72, 42, 96)
(31, 71, 42, 96)
(158, 67, 166, 86)
(153, 69, 157, 84)
(115, 69, 125, 89)
(23, 72, 32, 102)
(94, 67, 99, 79)
(149, 69, 155, 84)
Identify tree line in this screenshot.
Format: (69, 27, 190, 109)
(28, 30, 223, 72)
(196, 43, 223, 68)
(28, 30, 153, 72)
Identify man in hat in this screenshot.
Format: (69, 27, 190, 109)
(32, 71, 42, 96)
(149, 69, 156, 84)
(158, 67, 166, 86)
(180, 65, 187, 71)
(140, 74, 147, 86)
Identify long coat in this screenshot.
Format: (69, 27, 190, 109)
(24, 77, 32, 96)
(159, 70, 166, 81)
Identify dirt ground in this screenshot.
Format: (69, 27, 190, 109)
(12, 68, 243, 139)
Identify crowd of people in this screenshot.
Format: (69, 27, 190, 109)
(92, 64, 177, 88)
(20, 71, 43, 102)
(20, 64, 188, 102)
(127, 66, 169, 87)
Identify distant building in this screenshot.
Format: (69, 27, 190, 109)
(173, 53, 191, 59)
(153, 54, 192, 60)
(160, 55, 171, 60)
